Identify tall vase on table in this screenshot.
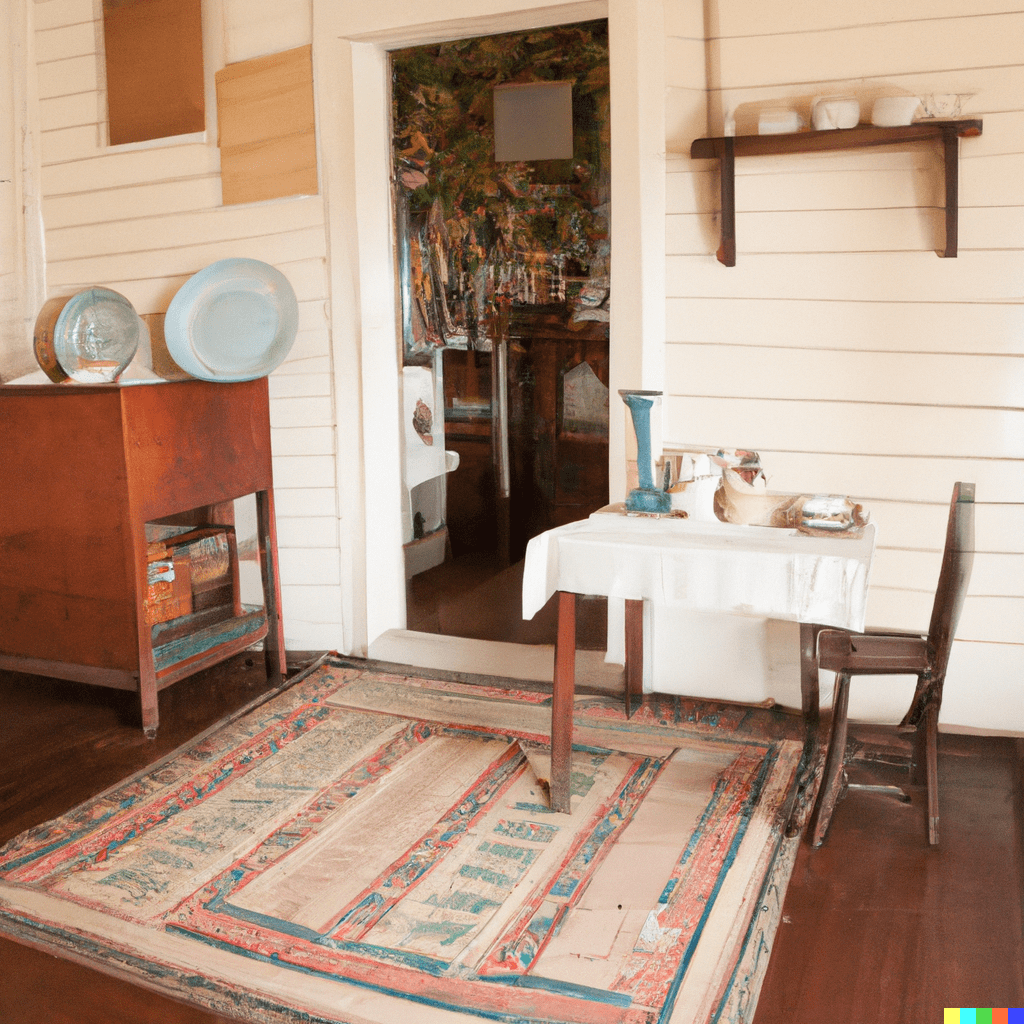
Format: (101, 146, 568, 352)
(619, 390, 671, 513)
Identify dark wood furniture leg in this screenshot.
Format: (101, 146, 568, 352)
(624, 598, 644, 718)
(550, 591, 577, 813)
(256, 489, 287, 685)
(811, 670, 851, 847)
(787, 621, 824, 836)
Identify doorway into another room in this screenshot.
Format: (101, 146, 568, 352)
(390, 22, 611, 649)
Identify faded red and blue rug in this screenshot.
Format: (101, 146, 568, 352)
(0, 657, 802, 1024)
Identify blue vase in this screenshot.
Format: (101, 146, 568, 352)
(619, 390, 670, 513)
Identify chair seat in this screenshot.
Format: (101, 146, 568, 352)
(817, 629, 930, 675)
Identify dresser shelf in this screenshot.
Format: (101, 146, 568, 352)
(689, 118, 983, 265)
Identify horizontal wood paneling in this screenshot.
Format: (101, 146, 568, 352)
(277, 547, 341, 586)
(665, 343, 1024, 408)
(939, 640, 1024, 732)
(270, 426, 334, 457)
(41, 145, 223, 195)
(663, 396, 1023, 460)
(664, 297, 1024, 354)
(666, 252, 1024, 302)
(36, 53, 100, 99)
(871, 549, 1023, 597)
(714, 14, 1024, 90)
(42, 177, 224, 227)
(861, 500, 1024, 554)
(46, 197, 324, 260)
(271, 455, 336, 491)
(272, 488, 338, 519)
(713, 0, 1024, 39)
(279, 584, 343, 626)
(269, 395, 333, 430)
(751, 452, 1024, 505)
(33, 0, 95, 33)
(34, 20, 96, 63)
(267, 371, 331, 400)
(276, 516, 338, 549)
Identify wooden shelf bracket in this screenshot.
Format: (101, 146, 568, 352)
(689, 118, 983, 266)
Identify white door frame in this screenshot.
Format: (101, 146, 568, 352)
(313, 0, 665, 655)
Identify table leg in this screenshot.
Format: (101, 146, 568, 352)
(256, 489, 287, 686)
(551, 591, 577, 814)
(786, 621, 825, 836)
(624, 598, 644, 718)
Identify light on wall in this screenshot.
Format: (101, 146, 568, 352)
(492, 81, 573, 162)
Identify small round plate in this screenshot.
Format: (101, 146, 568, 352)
(164, 258, 299, 381)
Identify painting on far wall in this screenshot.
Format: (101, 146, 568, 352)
(390, 20, 610, 362)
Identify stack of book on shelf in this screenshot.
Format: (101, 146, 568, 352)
(144, 525, 267, 682)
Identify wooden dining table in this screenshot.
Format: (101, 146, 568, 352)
(522, 505, 877, 822)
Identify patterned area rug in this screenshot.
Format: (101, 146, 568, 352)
(0, 658, 802, 1024)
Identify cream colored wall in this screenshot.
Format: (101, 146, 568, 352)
(28, 0, 341, 652)
(666, 0, 1023, 731)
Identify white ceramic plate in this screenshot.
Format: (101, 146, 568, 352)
(165, 258, 298, 381)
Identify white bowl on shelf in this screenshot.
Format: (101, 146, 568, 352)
(871, 96, 921, 126)
(812, 96, 860, 130)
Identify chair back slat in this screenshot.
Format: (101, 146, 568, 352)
(926, 482, 975, 682)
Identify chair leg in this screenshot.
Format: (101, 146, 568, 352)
(812, 671, 851, 848)
(924, 702, 940, 846)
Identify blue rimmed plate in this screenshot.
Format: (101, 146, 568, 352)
(164, 258, 298, 381)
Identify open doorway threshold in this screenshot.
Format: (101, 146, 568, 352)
(368, 629, 625, 697)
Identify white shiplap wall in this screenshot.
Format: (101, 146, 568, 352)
(665, 0, 1023, 731)
(31, 0, 342, 652)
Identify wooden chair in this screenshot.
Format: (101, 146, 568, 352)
(811, 482, 975, 848)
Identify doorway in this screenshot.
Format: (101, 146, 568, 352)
(390, 22, 611, 647)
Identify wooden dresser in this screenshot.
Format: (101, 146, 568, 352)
(0, 378, 286, 735)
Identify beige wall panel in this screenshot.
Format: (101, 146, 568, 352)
(668, 207, 941, 256)
(46, 195, 324, 260)
(223, 0, 312, 65)
(671, 164, 940, 214)
(276, 516, 338, 549)
(47, 225, 325, 288)
(664, 1, 704, 39)
(866, 590, 1021, 644)
(664, 344, 1024, 408)
(270, 395, 334, 430)
(961, 208, 1024, 253)
(862, 500, 1024, 554)
(663, 396, 1024, 459)
(714, 15, 1024, 90)
(872, 549, 1024, 598)
(38, 91, 103, 132)
(34, 20, 96, 63)
(665, 89, 708, 154)
(665, 252, 1024, 302)
(664, 37, 705, 90)
(40, 123, 102, 164)
(664, 297, 1024, 355)
(277, 548, 341, 587)
(83, 255, 325, 314)
(277, 353, 331, 377)
(665, 167, 715, 211)
(940, 641, 1024, 733)
(271, 455, 336, 491)
(36, 54, 100, 99)
(752, 452, 1024, 505)
(960, 153, 1024, 208)
(41, 143, 221, 195)
(270, 426, 334, 457)
(273, 487, 337, 519)
(42, 178, 224, 228)
(34, 0, 96, 32)
(952, 112, 1024, 158)
(268, 371, 331, 400)
(714, 0, 1024, 38)
(280, 584, 343, 627)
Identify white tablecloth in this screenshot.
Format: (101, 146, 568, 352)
(522, 508, 876, 632)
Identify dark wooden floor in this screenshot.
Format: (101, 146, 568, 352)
(1, 654, 1021, 1024)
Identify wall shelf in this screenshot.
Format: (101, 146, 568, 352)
(689, 118, 983, 266)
